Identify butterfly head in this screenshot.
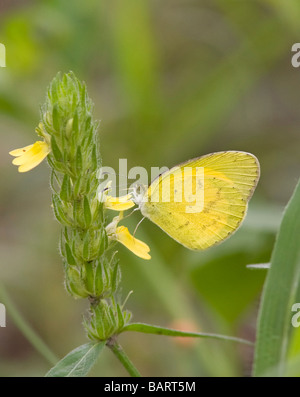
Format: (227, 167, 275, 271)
(130, 183, 147, 209)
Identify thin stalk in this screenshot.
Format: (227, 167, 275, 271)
(0, 282, 58, 365)
(108, 341, 141, 377)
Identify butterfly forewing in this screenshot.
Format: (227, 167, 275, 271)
(140, 151, 260, 250)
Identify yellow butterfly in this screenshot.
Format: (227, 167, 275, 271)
(131, 151, 260, 250)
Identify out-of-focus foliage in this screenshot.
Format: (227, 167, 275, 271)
(253, 178, 300, 376)
(1, 0, 300, 376)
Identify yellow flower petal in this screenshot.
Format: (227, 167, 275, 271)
(10, 141, 51, 172)
(18, 151, 49, 172)
(12, 141, 48, 165)
(9, 144, 34, 157)
(115, 226, 151, 260)
(105, 194, 135, 211)
(98, 181, 135, 211)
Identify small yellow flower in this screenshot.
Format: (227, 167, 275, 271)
(106, 215, 151, 260)
(105, 194, 135, 211)
(9, 141, 51, 173)
(98, 181, 135, 211)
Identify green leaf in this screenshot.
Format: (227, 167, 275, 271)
(84, 261, 94, 293)
(73, 198, 83, 227)
(94, 261, 105, 296)
(65, 266, 89, 299)
(52, 194, 73, 227)
(75, 146, 82, 173)
(52, 103, 60, 132)
(98, 229, 108, 256)
(286, 281, 300, 375)
(82, 230, 91, 261)
(253, 178, 300, 376)
(72, 110, 79, 134)
(65, 242, 76, 266)
(91, 146, 98, 172)
(83, 196, 92, 227)
(49, 170, 60, 195)
(111, 263, 121, 293)
(121, 322, 253, 346)
(45, 342, 105, 377)
(85, 114, 92, 131)
(60, 174, 72, 202)
(51, 135, 63, 162)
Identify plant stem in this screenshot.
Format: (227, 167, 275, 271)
(108, 341, 141, 377)
(0, 282, 58, 365)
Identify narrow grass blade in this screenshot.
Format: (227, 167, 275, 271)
(0, 282, 58, 365)
(253, 178, 300, 376)
(45, 342, 105, 377)
(122, 322, 253, 346)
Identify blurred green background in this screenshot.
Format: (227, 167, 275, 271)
(1, 0, 300, 377)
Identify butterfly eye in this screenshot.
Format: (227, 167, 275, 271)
(129, 183, 146, 205)
(138, 184, 147, 196)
